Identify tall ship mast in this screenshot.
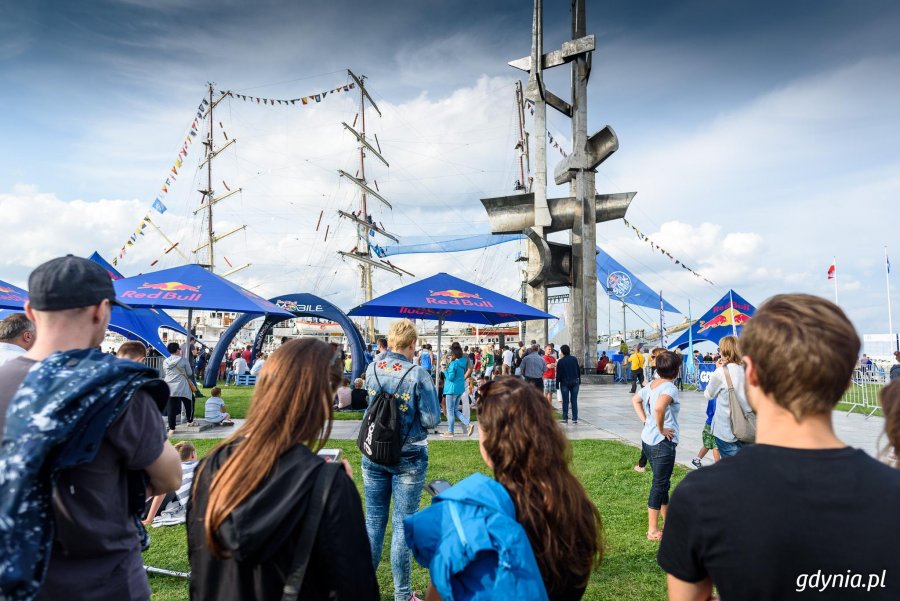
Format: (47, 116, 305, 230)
(337, 70, 407, 342)
(194, 82, 248, 276)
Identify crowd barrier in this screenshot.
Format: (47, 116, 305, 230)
(843, 365, 886, 418)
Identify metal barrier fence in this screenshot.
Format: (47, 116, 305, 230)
(146, 356, 164, 377)
(843, 366, 886, 417)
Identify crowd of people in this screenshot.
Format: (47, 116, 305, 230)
(1, 256, 900, 601)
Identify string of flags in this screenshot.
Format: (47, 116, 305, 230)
(218, 81, 355, 107)
(114, 97, 208, 265)
(622, 218, 716, 286)
(523, 99, 569, 158)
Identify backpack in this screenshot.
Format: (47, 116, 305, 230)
(357, 365, 415, 465)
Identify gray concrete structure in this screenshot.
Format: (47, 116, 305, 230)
(481, 0, 636, 370)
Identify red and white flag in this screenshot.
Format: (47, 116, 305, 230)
(827, 263, 836, 280)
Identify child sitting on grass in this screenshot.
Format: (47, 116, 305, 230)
(204, 386, 234, 426)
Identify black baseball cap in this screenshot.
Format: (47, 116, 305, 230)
(28, 255, 131, 311)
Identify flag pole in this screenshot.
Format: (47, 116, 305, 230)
(687, 299, 694, 376)
(833, 256, 839, 305)
(728, 289, 737, 337)
(887, 246, 895, 351)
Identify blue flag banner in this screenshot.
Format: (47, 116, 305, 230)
(378, 233, 681, 314)
(152, 199, 167, 214)
(669, 290, 756, 349)
(596, 248, 681, 314)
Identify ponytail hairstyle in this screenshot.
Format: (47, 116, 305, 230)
(198, 338, 342, 558)
(477, 377, 603, 594)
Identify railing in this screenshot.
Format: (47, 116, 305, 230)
(146, 356, 165, 377)
(843, 365, 886, 417)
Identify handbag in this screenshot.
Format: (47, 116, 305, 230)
(174, 364, 198, 394)
(723, 367, 756, 443)
(281, 462, 340, 601)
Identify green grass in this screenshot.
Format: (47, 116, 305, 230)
(145, 438, 685, 601)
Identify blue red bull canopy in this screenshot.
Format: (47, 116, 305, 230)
(669, 290, 756, 349)
(89, 252, 189, 356)
(0, 279, 29, 310)
(113, 264, 292, 316)
(348, 272, 556, 325)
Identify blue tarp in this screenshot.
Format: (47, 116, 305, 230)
(374, 233, 681, 315)
(669, 290, 756, 349)
(348, 272, 556, 325)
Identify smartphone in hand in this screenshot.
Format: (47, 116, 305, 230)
(426, 479, 452, 496)
(317, 448, 343, 463)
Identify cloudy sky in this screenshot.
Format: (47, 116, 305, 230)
(1, 0, 899, 343)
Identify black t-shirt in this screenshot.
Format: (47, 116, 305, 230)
(658, 444, 900, 600)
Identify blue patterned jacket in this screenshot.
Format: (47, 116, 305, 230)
(0, 349, 168, 601)
(364, 351, 441, 445)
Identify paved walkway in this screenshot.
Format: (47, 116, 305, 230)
(175, 384, 889, 468)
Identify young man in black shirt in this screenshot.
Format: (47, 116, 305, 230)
(658, 293, 900, 600)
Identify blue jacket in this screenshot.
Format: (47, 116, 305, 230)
(443, 357, 468, 395)
(555, 355, 581, 386)
(404, 473, 548, 601)
(365, 351, 441, 445)
(0, 349, 168, 601)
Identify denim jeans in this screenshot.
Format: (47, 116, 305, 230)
(445, 394, 470, 433)
(643, 439, 676, 510)
(560, 382, 579, 421)
(714, 436, 744, 458)
(362, 444, 428, 601)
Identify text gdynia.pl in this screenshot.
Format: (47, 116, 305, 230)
(796, 570, 887, 593)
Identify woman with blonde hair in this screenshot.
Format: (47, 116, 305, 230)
(704, 335, 754, 457)
(187, 339, 378, 600)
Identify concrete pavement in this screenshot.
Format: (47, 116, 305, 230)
(174, 383, 890, 468)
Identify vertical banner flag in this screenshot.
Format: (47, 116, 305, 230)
(827, 262, 836, 280)
(659, 291, 668, 347)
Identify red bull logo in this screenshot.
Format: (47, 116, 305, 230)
(139, 281, 201, 292)
(429, 289, 481, 300)
(426, 289, 493, 308)
(0, 286, 13, 294)
(697, 310, 751, 333)
(121, 281, 202, 302)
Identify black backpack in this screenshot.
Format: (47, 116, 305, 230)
(357, 365, 415, 465)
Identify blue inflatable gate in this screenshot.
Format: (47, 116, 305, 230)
(203, 293, 367, 388)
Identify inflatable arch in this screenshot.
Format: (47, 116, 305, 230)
(204, 293, 368, 388)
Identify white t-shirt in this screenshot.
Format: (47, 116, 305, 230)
(232, 357, 248, 374)
(0, 342, 26, 367)
(250, 358, 265, 376)
(502, 349, 514, 366)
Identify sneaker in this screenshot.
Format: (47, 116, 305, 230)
(440, 431, 454, 438)
(167, 429, 177, 438)
(467, 423, 475, 437)
(691, 457, 702, 469)
(572, 420, 578, 424)
(562, 419, 568, 424)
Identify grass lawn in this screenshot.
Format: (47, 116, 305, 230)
(145, 438, 686, 601)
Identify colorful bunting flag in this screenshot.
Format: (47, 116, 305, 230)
(622, 218, 715, 285)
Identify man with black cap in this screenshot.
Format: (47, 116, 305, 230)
(0, 255, 182, 601)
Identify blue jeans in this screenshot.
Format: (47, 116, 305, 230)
(643, 439, 677, 510)
(560, 382, 579, 421)
(362, 444, 428, 601)
(445, 394, 470, 433)
(714, 436, 744, 457)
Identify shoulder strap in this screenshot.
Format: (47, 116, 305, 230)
(722, 365, 735, 391)
(281, 462, 341, 601)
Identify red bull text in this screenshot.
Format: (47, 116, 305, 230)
(427, 289, 492, 308)
(120, 281, 203, 301)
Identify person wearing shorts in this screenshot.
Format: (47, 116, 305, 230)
(542, 344, 557, 405)
(691, 397, 720, 468)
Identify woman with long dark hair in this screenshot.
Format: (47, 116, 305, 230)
(187, 338, 379, 600)
(406, 377, 603, 600)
